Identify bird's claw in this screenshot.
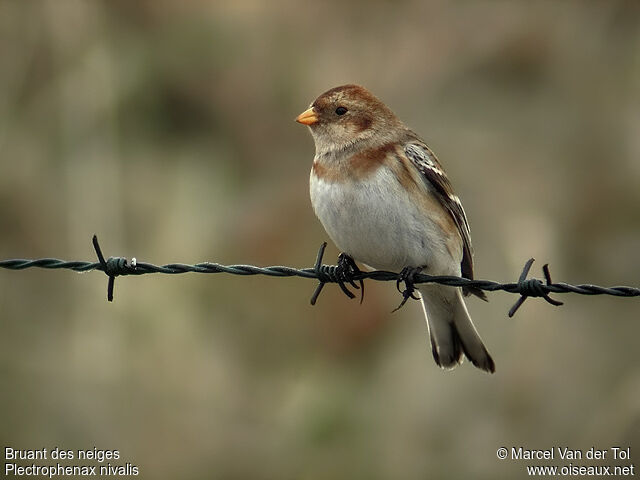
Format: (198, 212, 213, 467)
(393, 266, 423, 312)
(310, 243, 365, 305)
(336, 253, 365, 303)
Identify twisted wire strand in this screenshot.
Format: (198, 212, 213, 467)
(0, 236, 638, 316)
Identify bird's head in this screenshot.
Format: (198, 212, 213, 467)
(296, 84, 405, 155)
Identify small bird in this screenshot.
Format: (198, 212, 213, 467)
(296, 84, 494, 373)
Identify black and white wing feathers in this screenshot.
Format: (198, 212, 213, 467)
(404, 141, 486, 300)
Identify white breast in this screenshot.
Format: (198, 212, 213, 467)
(310, 165, 456, 274)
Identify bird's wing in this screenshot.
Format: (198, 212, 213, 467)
(403, 141, 486, 300)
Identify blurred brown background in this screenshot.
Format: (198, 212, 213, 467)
(1, 1, 639, 478)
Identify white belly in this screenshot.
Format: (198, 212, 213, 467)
(310, 165, 455, 274)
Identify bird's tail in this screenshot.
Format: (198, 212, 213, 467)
(418, 285, 495, 373)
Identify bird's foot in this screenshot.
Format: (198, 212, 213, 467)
(336, 253, 365, 304)
(393, 266, 423, 312)
(310, 243, 364, 305)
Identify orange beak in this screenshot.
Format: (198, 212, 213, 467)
(295, 107, 318, 126)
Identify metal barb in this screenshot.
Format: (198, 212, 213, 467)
(92, 235, 138, 302)
(508, 259, 563, 317)
(309, 242, 328, 305)
(92, 235, 116, 302)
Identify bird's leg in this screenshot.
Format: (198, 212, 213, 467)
(336, 253, 365, 304)
(393, 266, 423, 312)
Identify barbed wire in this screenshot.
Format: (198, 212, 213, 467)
(1, 235, 638, 317)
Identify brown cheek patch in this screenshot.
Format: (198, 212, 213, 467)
(352, 116, 372, 133)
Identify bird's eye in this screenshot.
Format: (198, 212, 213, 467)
(335, 106, 348, 116)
